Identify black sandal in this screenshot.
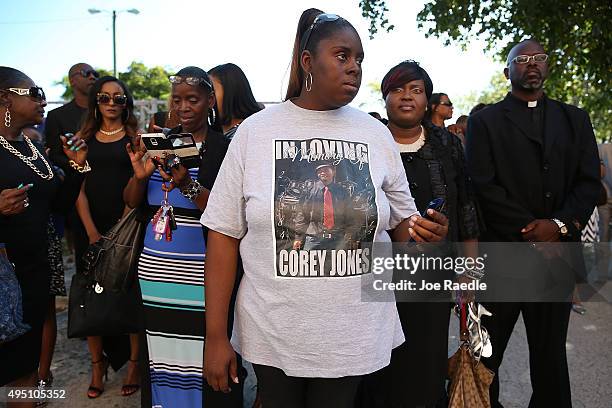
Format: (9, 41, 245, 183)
(87, 357, 109, 399)
(121, 359, 141, 396)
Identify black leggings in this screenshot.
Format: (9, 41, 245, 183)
(253, 364, 362, 408)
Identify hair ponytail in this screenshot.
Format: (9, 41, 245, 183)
(284, 8, 324, 101)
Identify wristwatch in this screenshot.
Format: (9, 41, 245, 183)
(551, 218, 568, 236)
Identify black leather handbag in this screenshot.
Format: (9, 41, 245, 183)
(67, 208, 145, 338)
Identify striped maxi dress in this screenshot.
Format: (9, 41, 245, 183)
(137, 167, 205, 407)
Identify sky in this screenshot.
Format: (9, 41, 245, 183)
(0, 0, 506, 118)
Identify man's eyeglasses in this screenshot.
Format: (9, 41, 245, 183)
(169, 75, 212, 89)
(74, 69, 100, 79)
(5, 87, 46, 102)
(301, 13, 341, 52)
(96, 93, 127, 105)
(438, 101, 453, 108)
(510, 54, 548, 65)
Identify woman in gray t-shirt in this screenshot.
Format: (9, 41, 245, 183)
(201, 8, 449, 408)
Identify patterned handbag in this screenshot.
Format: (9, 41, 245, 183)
(448, 302, 495, 408)
(0, 244, 30, 343)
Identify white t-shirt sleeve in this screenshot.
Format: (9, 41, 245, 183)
(382, 134, 419, 230)
(200, 126, 248, 239)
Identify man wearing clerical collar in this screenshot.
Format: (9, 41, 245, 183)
(465, 39, 600, 407)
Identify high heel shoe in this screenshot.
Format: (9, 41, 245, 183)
(35, 371, 53, 407)
(87, 357, 109, 399)
(121, 358, 141, 396)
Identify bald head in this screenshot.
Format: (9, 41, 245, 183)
(506, 39, 545, 66)
(69, 63, 91, 77)
(68, 63, 97, 98)
(504, 39, 548, 94)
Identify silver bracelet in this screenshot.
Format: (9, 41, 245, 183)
(464, 267, 485, 281)
(180, 179, 205, 201)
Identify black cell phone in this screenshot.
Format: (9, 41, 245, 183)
(421, 198, 446, 220)
(140, 132, 201, 169)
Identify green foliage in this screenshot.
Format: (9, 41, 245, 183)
(455, 72, 509, 115)
(358, 81, 385, 111)
(358, 0, 395, 39)
(359, 0, 612, 141)
(55, 62, 172, 102)
(118, 62, 172, 100)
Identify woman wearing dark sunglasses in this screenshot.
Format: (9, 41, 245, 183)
(123, 66, 240, 408)
(427, 92, 454, 129)
(201, 9, 448, 408)
(0, 67, 88, 401)
(72, 75, 140, 398)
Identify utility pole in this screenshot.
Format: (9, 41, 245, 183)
(112, 10, 117, 76)
(88, 8, 139, 77)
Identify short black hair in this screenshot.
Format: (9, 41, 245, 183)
(456, 115, 468, 125)
(0, 66, 30, 89)
(469, 103, 489, 115)
(208, 63, 262, 126)
(380, 60, 433, 100)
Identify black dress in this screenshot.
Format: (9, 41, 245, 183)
(73, 134, 133, 250)
(72, 134, 134, 371)
(0, 138, 83, 385)
(359, 123, 480, 407)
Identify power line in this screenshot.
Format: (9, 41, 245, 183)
(0, 16, 104, 25)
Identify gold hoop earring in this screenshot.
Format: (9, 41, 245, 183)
(305, 72, 313, 92)
(4, 108, 11, 127)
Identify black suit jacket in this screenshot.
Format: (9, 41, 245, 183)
(466, 93, 600, 243)
(294, 181, 354, 241)
(44, 100, 86, 171)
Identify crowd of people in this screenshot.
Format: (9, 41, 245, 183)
(0, 7, 606, 408)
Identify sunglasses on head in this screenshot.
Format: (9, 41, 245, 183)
(301, 13, 341, 52)
(169, 75, 212, 89)
(5, 86, 46, 102)
(96, 93, 127, 105)
(510, 53, 548, 65)
(75, 69, 100, 79)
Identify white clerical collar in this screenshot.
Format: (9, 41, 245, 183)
(527, 100, 538, 108)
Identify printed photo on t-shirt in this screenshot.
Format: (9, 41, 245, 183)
(273, 137, 378, 278)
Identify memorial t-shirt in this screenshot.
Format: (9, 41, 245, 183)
(201, 100, 419, 377)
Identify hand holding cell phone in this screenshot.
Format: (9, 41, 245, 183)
(408, 198, 448, 242)
(125, 135, 156, 181)
(421, 198, 446, 220)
